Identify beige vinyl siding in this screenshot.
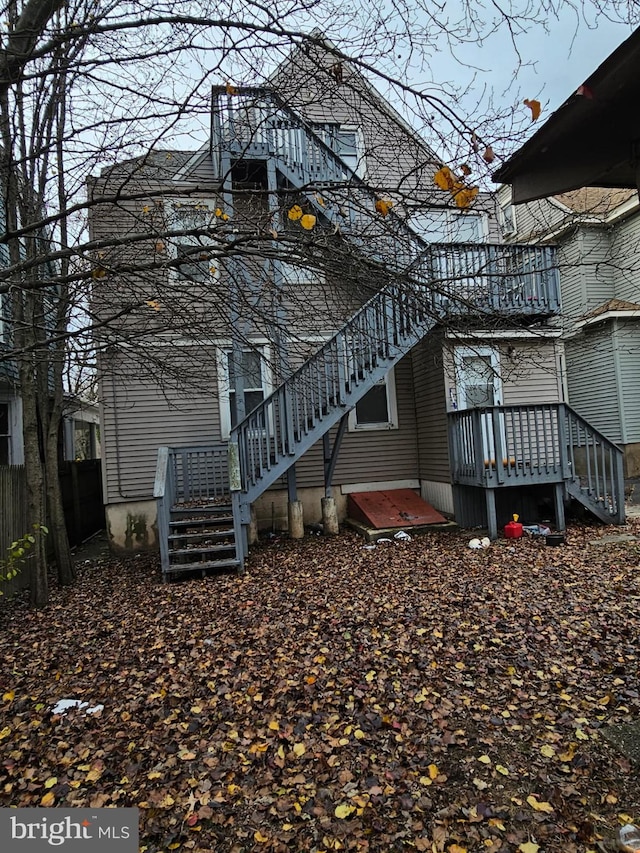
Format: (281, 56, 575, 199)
(509, 196, 567, 241)
(410, 333, 450, 482)
(289, 354, 419, 489)
(500, 341, 563, 405)
(442, 338, 563, 408)
(610, 213, 640, 303)
(99, 349, 221, 504)
(614, 319, 640, 443)
(565, 328, 620, 442)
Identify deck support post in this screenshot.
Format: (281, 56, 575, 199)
(321, 496, 339, 535)
(288, 500, 304, 539)
(248, 505, 258, 546)
(553, 483, 566, 532)
(323, 413, 349, 498)
(485, 489, 498, 540)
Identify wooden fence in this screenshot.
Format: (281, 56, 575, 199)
(0, 461, 105, 598)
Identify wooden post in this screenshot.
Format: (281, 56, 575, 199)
(485, 489, 498, 540)
(321, 496, 339, 535)
(288, 500, 304, 539)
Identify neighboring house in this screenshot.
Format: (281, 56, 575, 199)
(494, 26, 640, 478)
(89, 40, 624, 575)
(496, 184, 640, 476)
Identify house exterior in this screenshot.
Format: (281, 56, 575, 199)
(496, 185, 640, 477)
(89, 42, 624, 573)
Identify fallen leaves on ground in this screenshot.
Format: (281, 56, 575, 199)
(1, 522, 639, 852)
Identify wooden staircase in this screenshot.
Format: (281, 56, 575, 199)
(152, 87, 568, 578)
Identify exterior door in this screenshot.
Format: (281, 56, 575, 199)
(455, 347, 504, 463)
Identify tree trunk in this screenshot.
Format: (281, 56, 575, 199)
(45, 435, 75, 586)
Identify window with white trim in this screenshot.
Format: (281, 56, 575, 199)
(412, 209, 486, 243)
(348, 368, 398, 431)
(0, 402, 9, 465)
(170, 201, 220, 283)
(314, 124, 366, 177)
(218, 346, 271, 439)
(499, 200, 516, 235)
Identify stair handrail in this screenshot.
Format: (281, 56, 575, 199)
(154, 446, 173, 573)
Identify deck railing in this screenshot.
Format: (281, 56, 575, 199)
(154, 445, 230, 571)
(211, 86, 560, 318)
(448, 404, 625, 521)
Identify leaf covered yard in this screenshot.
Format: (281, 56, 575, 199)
(1, 526, 640, 853)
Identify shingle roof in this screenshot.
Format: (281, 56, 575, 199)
(553, 187, 636, 217)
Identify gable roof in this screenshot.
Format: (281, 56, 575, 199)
(493, 27, 640, 201)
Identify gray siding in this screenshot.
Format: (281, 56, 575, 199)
(99, 349, 221, 504)
(290, 354, 419, 489)
(614, 320, 640, 444)
(411, 333, 450, 482)
(610, 212, 640, 303)
(565, 328, 620, 442)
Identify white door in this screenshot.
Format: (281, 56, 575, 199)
(455, 347, 504, 463)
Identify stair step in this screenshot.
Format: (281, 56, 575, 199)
(168, 529, 235, 542)
(169, 544, 236, 556)
(165, 558, 241, 575)
(169, 516, 233, 527)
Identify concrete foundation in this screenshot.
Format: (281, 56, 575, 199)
(321, 496, 340, 535)
(105, 500, 158, 552)
(248, 505, 258, 545)
(288, 500, 304, 538)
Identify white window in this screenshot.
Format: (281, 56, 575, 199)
(0, 396, 23, 465)
(169, 201, 220, 283)
(500, 200, 516, 235)
(314, 124, 365, 177)
(411, 209, 486, 243)
(217, 346, 272, 439)
(348, 368, 398, 431)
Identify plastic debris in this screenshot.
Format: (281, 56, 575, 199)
(376, 538, 393, 544)
(361, 544, 377, 550)
(394, 531, 412, 541)
(468, 538, 482, 550)
(51, 698, 104, 716)
(617, 824, 640, 853)
(523, 524, 551, 537)
(480, 537, 491, 549)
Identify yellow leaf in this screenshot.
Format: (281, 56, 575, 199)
(214, 207, 223, 217)
(433, 166, 455, 191)
(495, 765, 509, 776)
(365, 670, 376, 682)
(478, 755, 491, 764)
(41, 791, 55, 806)
(142, 205, 151, 215)
(277, 745, 285, 759)
(300, 214, 316, 230)
(268, 720, 279, 731)
(576, 729, 589, 740)
(375, 199, 393, 217)
(146, 300, 160, 311)
(518, 844, 540, 853)
(221, 213, 230, 221)
(287, 205, 303, 221)
(315, 194, 325, 206)
(147, 771, 162, 779)
(44, 777, 57, 789)
(0, 727, 11, 740)
(293, 743, 306, 757)
(419, 776, 433, 786)
(92, 266, 107, 280)
(159, 794, 175, 807)
(225, 82, 237, 95)
(254, 831, 269, 843)
(523, 98, 541, 122)
(449, 846, 467, 853)
(454, 186, 479, 209)
(3, 691, 15, 701)
(354, 729, 365, 740)
(540, 744, 555, 758)
(428, 763, 439, 780)
(335, 804, 355, 819)
(527, 795, 554, 813)
(86, 769, 102, 782)
(455, 662, 465, 670)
